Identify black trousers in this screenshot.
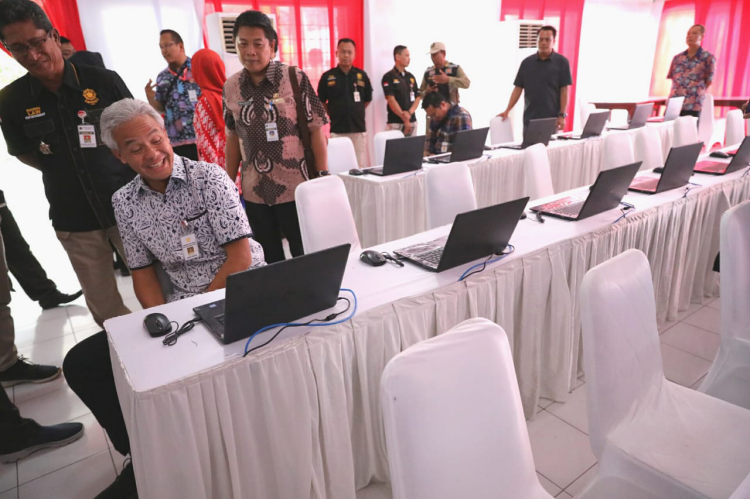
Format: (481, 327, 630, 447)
(63, 331, 129, 455)
(0, 204, 58, 302)
(0, 386, 39, 452)
(173, 143, 199, 161)
(680, 110, 701, 118)
(244, 201, 304, 264)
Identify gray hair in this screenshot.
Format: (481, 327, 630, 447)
(100, 98, 165, 150)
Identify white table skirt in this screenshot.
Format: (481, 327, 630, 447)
(344, 123, 674, 247)
(109, 161, 746, 499)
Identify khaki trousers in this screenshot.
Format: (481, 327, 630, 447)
(0, 218, 17, 372)
(55, 227, 130, 328)
(330, 132, 368, 168)
(386, 122, 418, 137)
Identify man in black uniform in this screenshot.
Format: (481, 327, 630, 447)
(381, 45, 420, 136)
(0, 0, 133, 329)
(318, 38, 373, 167)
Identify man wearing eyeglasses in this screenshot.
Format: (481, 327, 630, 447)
(0, 1, 134, 336)
(144, 29, 201, 161)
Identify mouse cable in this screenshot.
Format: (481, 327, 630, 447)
(163, 317, 203, 346)
(458, 244, 516, 282)
(243, 288, 358, 357)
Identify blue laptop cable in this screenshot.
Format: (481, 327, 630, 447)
(458, 244, 515, 282)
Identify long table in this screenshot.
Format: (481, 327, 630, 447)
(592, 96, 748, 117)
(107, 149, 748, 499)
(342, 122, 674, 247)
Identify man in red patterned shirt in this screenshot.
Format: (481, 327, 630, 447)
(667, 24, 716, 118)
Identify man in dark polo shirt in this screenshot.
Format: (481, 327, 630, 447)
(381, 45, 421, 136)
(318, 38, 373, 167)
(497, 25, 572, 131)
(0, 0, 133, 329)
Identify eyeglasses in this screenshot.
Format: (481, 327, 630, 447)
(159, 42, 176, 50)
(5, 29, 53, 57)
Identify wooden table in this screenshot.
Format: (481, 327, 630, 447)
(592, 96, 748, 118)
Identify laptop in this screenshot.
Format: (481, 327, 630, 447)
(694, 136, 750, 175)
(496, 117, 558, 150)
(647, 96, 685, 123)
(607, 103, 654, 130)
(530, 162, 641, 221)
(194, 243, 351, 344)
(366, 135, 426, 176)
(628, 142, 703, 194)
(557, 111, 610, 140)
(425, 127, 489, 164)
(393, 197, 528, 272)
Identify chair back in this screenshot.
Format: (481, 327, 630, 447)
(698, 94, 715, 146)
(373, 130, 404, 166)
(327, 137, 359, 175)
(721, 200, 750, 342)
(522, 143, 554, 200)
(601, 133, 635, 171)
(725, 109, 745, 147)
(489, 116, 514, 144)
(580, 249, 664, 458)
(425, 163, 477, 229)
(634, 127, 664, 171)
(295, 176, 360, 253)
(672, 116, 699, 147)
(381, 318, 551, 499)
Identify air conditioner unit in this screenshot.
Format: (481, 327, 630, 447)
(206, 12, 277, 77)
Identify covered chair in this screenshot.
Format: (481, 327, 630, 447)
(633, 127, 664, 171)
(381, 318, 552, 499)
(578, 249, 750, 499)
(601, 133, 634, 171)
(699, 200, 750, 409)
(425, 163, 477, 229)
(725, 109, 746, 147)
(673, 115, 699, 147)
(522, 143, 554, 201)
(328, 136, 359, 174)
(698, 93, 715, 148)
(373, 130, 404, 166)
(295, 175, 360, 254)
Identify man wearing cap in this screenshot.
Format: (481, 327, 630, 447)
(419, 42, 470, 104)
(381, 45, 420, 136)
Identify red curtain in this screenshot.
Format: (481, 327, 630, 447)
(33, 0, 87, 50)
(205, 0, 364, 91)
(500, 0, 586, 131)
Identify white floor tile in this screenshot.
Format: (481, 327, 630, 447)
(683, 306, 721, 334)
(0, 463, 16, 494)
(17, 413, 107, 485)
(564, 463, 598, 497)
(660, 343, 712, 387)
(13, 376, 65, 405)
(537, 472, 562, 496)
(13, 306, 67, 329)
(66, 311, 97, 333)
(103, 434, 128, 470)
(707, 297, 721, 310)
(547, 383, 589, 435)
(660, 322, 720, 362)
(674, 302, 704, 323)
(73, 325, 102, 343)
(0, 488, 16, 499)
(15, 384, 89, 427)
(18, 450, 115, 499)
(12, 317, 73, 349)
(16, 334, 77, 368)
(526, 410, 597, 490)
(538, 397, 555, 413)
(556, 492, 573, 498)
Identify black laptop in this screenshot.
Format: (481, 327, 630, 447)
(530, 162, 641, 221)
(497, 118, 558, 150)
(194, 243, 351, 344)
(629, 142, 703, 194)
(366, 135, 426, 176)
(694, 136, 750, 175)
(393, 197, 528, 272)
(607, 103, 653, 130)
(425, 127, 489, 164)
(557, 111, 610, 140)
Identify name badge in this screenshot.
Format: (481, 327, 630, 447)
(188, 89, 198, 103)
(353, 91, 361, 103)
(441, 143, 449, 153)
(265, 122, 279, 142)
(78, 124, 97, 148)
(409, 91, 415, 102)
(181, 233, 200, 260)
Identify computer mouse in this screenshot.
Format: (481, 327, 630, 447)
(349, 168, 364, 176)
(710, 151, 731, 159)
(359, 250, 387, 266)
(652, 167, 665, 174)
(144, 313, 172, 337)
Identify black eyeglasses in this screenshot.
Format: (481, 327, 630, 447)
(5, 29, 53, 57)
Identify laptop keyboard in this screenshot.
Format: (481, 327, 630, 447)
(695, 161, 727, 173)
(418, 248, 444, 265)
(630, 177, 658, 191)
(553, 201, 585, 217)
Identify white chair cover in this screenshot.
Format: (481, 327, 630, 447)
(700, 200, 750, 409)
(381, 318, 552, 499)
(522, 143, 554, 201)
(673, 115, 699, 147)
(295, 176, 360, 253)
(425, 163, 477, 229)
(373, 130, 404, 166)
(328, 137, 359, 175)
(725, 109, 745, 147)
(633, 127, 664, 171)
(579, 249, 750, 499)
(601, 133, 635, 171)
(698, 94, 716, 147)
(489, 116, 514, 145)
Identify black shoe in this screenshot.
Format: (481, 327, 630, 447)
(0, 357, 61, 387)
(95, 459, 138, 499)
(0, 421, 84, 463)
(39, 289, 84, 310)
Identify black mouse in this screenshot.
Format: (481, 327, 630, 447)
(144, 313, 172, 337)
(349, 168, 364, 176)
(710, 151, 730, 159)
(360, 250, 387, 266)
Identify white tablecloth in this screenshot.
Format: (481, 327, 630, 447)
(108, 147, 745, 499)
(344, 122, 675, 247)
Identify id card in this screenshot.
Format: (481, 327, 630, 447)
(441, 143, 449, 153)
(353, 91, 361, 103)
(188, 89, 198, 103)
(78, 125, 97, 148)
(409, 91, 415, 102)
(265, 122, 279, 142)
(181, 233, 200, 260)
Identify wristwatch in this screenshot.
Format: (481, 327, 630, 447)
(558, 112, 568, 118)
(318, 170, 330, 178)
